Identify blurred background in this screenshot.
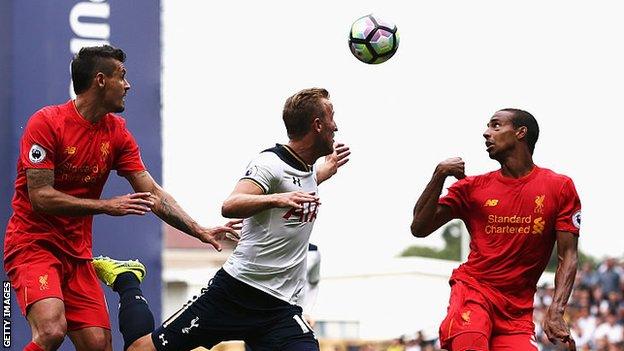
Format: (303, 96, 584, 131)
(1, 0, 623, 350)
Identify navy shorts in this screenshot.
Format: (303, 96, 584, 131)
(151, 269, 319, 351)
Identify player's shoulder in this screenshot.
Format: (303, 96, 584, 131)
(26, 101, 76, 131)
(535, 166, 574, 184)
(103, 112, 129, 128)
(30, 101, 72, 122)
(461, 170, 499, 187)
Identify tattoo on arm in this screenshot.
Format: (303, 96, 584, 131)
(26, 169, 54, 190)
(158, 195, 195, 236)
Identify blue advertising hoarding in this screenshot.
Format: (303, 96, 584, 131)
(0, 1, 162, 349)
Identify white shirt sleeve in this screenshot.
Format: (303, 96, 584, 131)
(241, 152, 280, 194)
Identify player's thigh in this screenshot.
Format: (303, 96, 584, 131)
(248, 306, 318, 351)
(490, 333, 538, 351)
(68, 327, 112, 351)
(439, 282, 493, 350)
(151, 291, 239, 351)
(63, 259, 111, 331)
(6, 247, 64, 318)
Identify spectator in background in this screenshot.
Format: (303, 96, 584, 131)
(597, 258, 622, 298)
(594, 313, 623, 345)
(577, 262, 599, 288)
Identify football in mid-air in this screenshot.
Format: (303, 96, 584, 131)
(348, 14, 399, 64)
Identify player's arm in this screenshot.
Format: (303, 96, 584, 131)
(543, 231, 578, 350)
(221, 179, 319, 218)
(124, 170, 241, 251)
(27, 168, 153, 216)
(316, 142, 350, 185)
(410, 157, 465, 237)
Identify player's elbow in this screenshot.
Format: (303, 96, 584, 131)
(221, 198, 237, 218)
(410, 221, 431, 238)
(29, 189, 52, 214)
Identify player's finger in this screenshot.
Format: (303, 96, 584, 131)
(131, 199, 155, 206)
(335, 146, 349, 154)
(126, 209, 147, 216)
(225, 232, 239, 242)
(129, 192, 151, 198)
(227, 219, 244, 227)
(338, 148, 351, 158)
(206, 238, 222, 252)
(129, 205, 151, 212)
(337, 158, 350, 167)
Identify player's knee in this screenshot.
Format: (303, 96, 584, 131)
(127, 334, 157, 351)
(33, 321, 67, 348)
(78, 331, 111, 351)
(451, 332, 489, 351)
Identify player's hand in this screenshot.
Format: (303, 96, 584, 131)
(436, 157, 466, 180)
(104, 192, 154, 216)
(196, 219, 243, 252)
(322, 142, 351, 176)
(543, 310, 576, 351)
(271, 191, 319, 209)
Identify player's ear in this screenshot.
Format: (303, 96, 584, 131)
(95, 72, 106, 88)
(515, 126, 527, 140)
(312, 117, 322, 133)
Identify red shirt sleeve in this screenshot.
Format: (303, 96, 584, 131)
(114, 124, 146, 175)
(20, 111, 56, 170)
(555, 177, 581, 235)
(439, 177, 471, 219)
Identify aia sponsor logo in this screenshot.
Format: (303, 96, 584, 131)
(283, 201, 319, 223)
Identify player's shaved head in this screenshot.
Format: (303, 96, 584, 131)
(282, 88, 330, 140)
(500, 108, 539, 154)
(71, 45, 126, 95)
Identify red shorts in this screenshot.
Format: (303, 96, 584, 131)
(4, 244, 111, 331)
(439, 281, 537, 351)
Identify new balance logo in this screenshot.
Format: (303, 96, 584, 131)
(483, 199, 499, 207)
(182, 316, 199, 334)
(292, 176, 301, 187)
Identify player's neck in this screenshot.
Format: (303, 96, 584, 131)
(74, 95, 108, 124)
(499, 153, 535, 179)
(285, 140, 315, 166)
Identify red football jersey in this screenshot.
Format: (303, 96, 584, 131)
(439, 166, 581, 317)
(4, 100, 145, 260)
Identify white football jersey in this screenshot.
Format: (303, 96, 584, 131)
(223, 144, 320, 304)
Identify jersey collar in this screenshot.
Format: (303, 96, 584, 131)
(262, 144, 311, 172)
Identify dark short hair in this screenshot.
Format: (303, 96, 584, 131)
(282, 88, 330, 140)
(71, 45, 126, 95)
(500, 108, 540, 154)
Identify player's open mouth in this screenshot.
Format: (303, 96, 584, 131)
(485, 141, 494, 150)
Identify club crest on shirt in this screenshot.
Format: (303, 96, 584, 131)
(534, 194, 545, 214)
(100, 141, 110, 161)
(29, 144, 46, 163)
(572, 210, 581, 229)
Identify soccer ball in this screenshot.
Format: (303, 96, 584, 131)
(348, 14, 399, 64)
